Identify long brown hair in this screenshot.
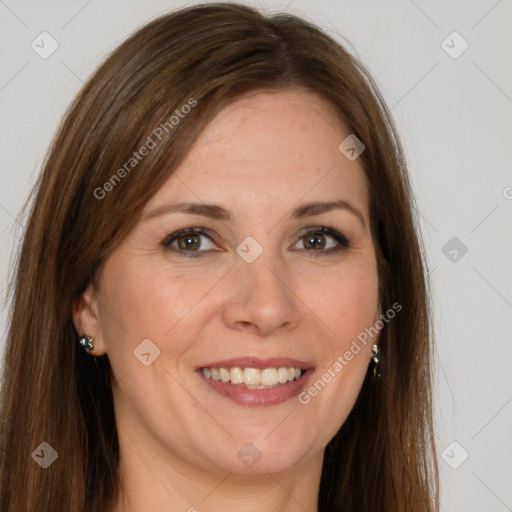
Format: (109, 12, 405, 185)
(0, 3, 438, 511)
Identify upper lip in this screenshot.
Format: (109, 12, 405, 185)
(196, 357, 314, 371)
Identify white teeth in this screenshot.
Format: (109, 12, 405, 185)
(200, 366, 304, 387)
(261, 368, 278, 385)
(219, 367, 230, 382)
(277, 367, 289, 384)
(230, 367, 244, 384)
(243, 367, 261, 385)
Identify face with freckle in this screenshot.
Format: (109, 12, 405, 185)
(73, 89, 381, 477)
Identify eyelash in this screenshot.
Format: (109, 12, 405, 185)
(161, 226, 351, 257)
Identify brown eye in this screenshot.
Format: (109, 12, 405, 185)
(177, 234, 201, 251)
(303, 232, 327, 250)
(162, 227, 218, 255)
(293, 226, 351, 253)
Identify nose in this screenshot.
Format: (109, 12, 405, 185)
(221, 254, 302, 337)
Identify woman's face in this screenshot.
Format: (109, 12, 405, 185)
(75, 89, 380, 477)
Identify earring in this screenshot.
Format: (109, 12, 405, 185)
(79, 335, 94, 352)
(371, 344, 381, 378)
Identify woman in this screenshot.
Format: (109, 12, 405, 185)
(0, 3, 438, 511)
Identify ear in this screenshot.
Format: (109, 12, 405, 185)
(72, 283, 107, 356)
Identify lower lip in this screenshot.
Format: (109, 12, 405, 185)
(198, 369, 315, 406)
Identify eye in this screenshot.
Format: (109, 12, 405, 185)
(293, 226, 351, 254)
(162, 227, 218, 255)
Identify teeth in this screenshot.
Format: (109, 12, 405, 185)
(230, 367, 244, 384)
(219, 367, 230, 382)
(243, 367, 261, 385)
(200, 366, 305, 387)
(278, 367, 289, 384)
(261, 368, 277, 385)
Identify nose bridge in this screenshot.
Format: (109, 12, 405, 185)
(233, 231, 278, 281)
(238, 240, 289, 299)
(221, 240, 301, 335)
(245, 257, 286, 297)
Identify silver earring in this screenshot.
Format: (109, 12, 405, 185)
(371, 344, 381, 378)
(79, 335, 94, 352)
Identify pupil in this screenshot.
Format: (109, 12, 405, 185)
(305, 233, 325, 250)
(178, 234, 200, 250)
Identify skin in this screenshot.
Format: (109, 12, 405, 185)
(73, 89, 381, 512)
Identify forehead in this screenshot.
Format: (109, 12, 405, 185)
(146, 89, 370, 221)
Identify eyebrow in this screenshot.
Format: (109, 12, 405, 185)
(141, 199, 366, 229)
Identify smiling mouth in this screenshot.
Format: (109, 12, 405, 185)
(200, 366, 306, 389)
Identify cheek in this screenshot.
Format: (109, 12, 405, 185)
(306, 259, 380, 350)
(297, 265, 378, 442)
(97, 259, 221, 404)
(100, 255, 224, 341)
(304, 257, 379, 415)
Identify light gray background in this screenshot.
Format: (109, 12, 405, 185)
(1, 1, 511, 510)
